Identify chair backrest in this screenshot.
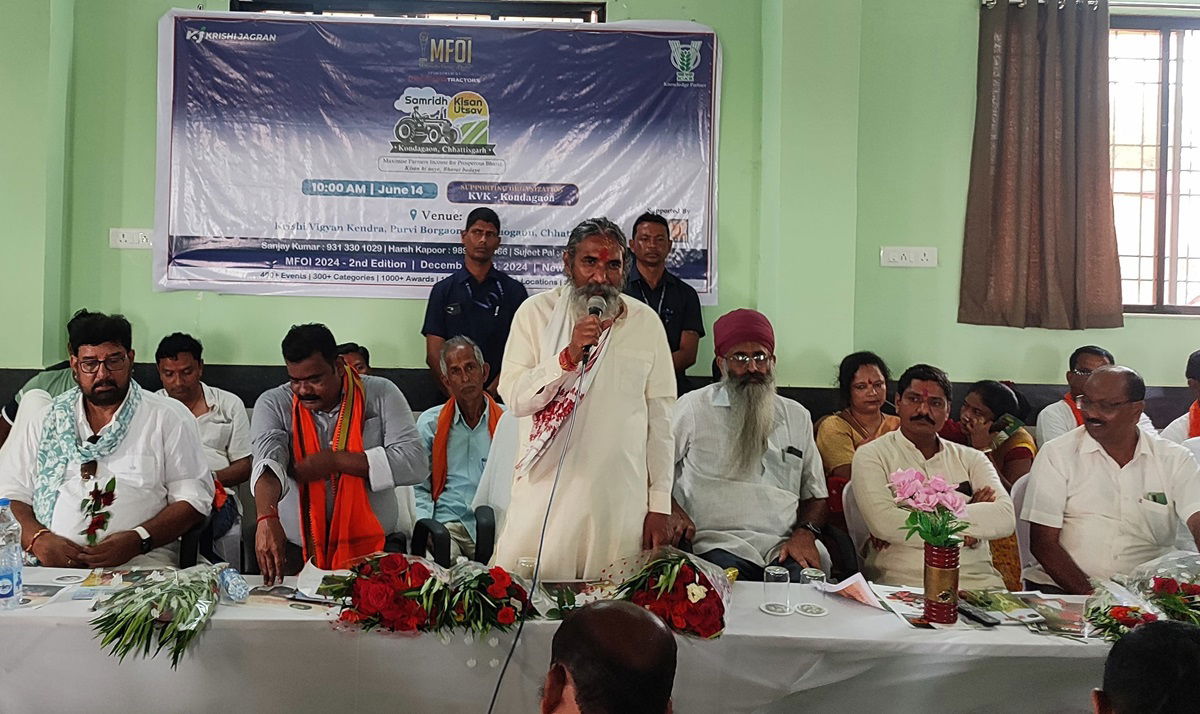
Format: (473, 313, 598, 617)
(1011, 475, 1034, 570)
(842, 480, 869, 567)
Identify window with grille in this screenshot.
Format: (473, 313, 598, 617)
(1110, 17, 1200, 313)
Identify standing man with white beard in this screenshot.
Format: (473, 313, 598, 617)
(669, 309, 829, 580)
(493, 217, 676, 580)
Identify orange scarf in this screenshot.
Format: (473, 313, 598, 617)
(293, 365, 383, 570)
(1189, 401, 1200, 439)
(431, 394, 504, 501)
(1064, 393, 1084, 426)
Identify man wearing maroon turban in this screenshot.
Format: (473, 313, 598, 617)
(669, 309, 830, 580)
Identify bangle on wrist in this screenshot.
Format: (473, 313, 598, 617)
(559, 347, 578, 372)
(26, 528, 50, 554)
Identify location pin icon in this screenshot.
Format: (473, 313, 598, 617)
(409, 209, 418, 220)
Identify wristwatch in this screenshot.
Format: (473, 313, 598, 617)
(133, 526, 153, 554)
(798, 522, 822, 539)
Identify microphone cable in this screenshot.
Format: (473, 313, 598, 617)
(486, 343, 598, 713)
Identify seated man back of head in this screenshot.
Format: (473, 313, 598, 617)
(542, 600, 677, 714)
(0, 312, 213, 568)
(1094, 620, 1200, 713)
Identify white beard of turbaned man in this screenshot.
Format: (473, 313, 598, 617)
(722, 367, 777, 475)
(568, 282, 622, 320)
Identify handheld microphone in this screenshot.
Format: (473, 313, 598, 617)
(581, 295, 607, 365)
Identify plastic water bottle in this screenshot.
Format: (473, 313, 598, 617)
(0, 497, 23, 611)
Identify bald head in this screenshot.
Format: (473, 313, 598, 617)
(1081, 365, 1146, 445)
(543, 601, 677, 714)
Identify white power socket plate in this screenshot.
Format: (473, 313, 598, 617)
(880, 246, 937, 268)
(109, 228, 153, 250)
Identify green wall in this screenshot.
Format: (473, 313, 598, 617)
(5, 0, 1200, 389)
(854, 0, 1200, 389)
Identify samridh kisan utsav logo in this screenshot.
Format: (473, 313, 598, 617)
(669, 40, 703, 83)
(390, 87, 495, 156)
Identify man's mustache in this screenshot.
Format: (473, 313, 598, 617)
(910, 414, 935, 424)
(93, 380, 117, 390)
(299, 395, 321, 402)
(1086, 417, 1106, 427)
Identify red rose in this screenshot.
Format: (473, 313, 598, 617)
(383, 600, 427, 632)
(1182, 583, 1200, 597)
(497, 606, 517, 626)
(379, 554, 409, 575)
(1142, 612, 1159, 623)
(406, 562, 431, 589)
(489, 567, 512, 589)
(678, 564, 695, 582)
(100, 491, 115, 506)
(1152, 577, 1180, 595)
(357, 580, 393, 616)
(339, 610, 367, 624)
(487, 583, 508, 600)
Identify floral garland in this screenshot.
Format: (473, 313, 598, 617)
(80, 477, 116, 546)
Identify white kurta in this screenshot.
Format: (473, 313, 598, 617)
(673, 383, 827, 566)
(495, 286, 675, 580)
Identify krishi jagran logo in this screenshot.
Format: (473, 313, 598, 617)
(390, 87, 495, 156)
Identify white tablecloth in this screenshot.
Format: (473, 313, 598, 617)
(0, 569, 1106, 713)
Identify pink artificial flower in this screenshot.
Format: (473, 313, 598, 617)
(909, 490, 941, 513)
(927, 475, 953, 494)
(888, 468, 923, 490)
(935, 490, 967, 517)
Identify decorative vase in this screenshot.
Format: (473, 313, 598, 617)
(923, 542, 960, 624)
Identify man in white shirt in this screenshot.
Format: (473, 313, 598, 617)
(1036, 345, 1156, 447)
(852, 364, 1015, 589)
(0, 312, 212, 568)
(155, 332, 251, 563)
(671, 309, 828, 580)
(1023, 366, 1200, 594)
(1158, 350, 1200, 445)
(493, 217, 674, 580)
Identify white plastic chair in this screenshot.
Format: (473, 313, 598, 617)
(842, 480, 869, 568)
(1011, 475, 1035, 570)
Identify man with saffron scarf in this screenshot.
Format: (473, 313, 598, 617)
(493, 217, 675, 580)
(1036, 345, 1156, 448)
(251, 324, 426, 584)
(415, 336, 504, 560)
(0, 312, 212, 568)
(1159, 350, 1200, 445)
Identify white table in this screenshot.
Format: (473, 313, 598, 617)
(0, 569, 1107, 713)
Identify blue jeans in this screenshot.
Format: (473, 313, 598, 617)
(200, 495, 239, 563)
(698, 548, 808, 582)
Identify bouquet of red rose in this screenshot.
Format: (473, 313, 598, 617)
(318, 552, 451, 633)
(614, 547, 731, 639)
(1144, 576, 1200, 625)
(447, 562, 531, 636)
(1086, 604, 1159, 641)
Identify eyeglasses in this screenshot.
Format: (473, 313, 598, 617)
(726, 352, 772, 366)
(1070, 368, 1095, 377)
(78, 354, 129, 374)
(900, 392, 948, 411)
(1077, 396, 1135, 413)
